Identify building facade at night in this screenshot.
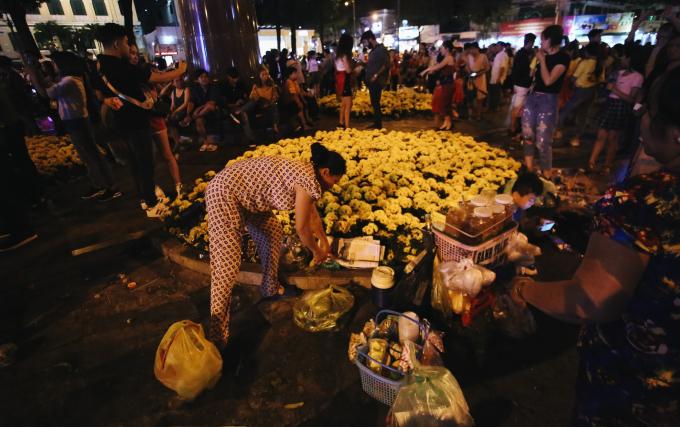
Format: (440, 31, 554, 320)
(0, 0, 140, 59)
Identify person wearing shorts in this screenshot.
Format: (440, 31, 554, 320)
(510, 33, 536, 136)
(587, 49, 643, 175)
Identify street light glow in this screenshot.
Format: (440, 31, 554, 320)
(344, 1, 349, 6)
(372, 13, 379, 21)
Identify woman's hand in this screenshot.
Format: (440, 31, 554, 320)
(104, 97, 123, 111)
(312, 243, 331, 265)
(535, 49, 546, 64)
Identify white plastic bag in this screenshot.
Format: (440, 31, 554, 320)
(505, 233, 541, 266)
(438, 258, 496, 297)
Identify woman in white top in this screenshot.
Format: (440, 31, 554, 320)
(306, 51, 320, 99)
(335, 33, 355, 129)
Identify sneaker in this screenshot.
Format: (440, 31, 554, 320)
(97, 189, 122, 203)
(0, 233, 38, 253)
(81, 188, 105, 200)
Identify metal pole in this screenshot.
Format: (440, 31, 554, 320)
(352, 0, 356, 38)
(396, 0, 400, 51)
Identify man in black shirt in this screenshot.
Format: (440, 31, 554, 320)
(94, 23, 186, 217)
(222, 67, 249, 112)
(509, 33, 536, 136)
(361, 30, 390, 129)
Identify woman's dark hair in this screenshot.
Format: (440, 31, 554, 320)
(194, 68, 208, 80)
(311, 142, 346, 176)
(51, 51, 85, 77)
(622, 45, 646, 74)
(512, 171, 543, 196)
(337, 33, 354, 60)
(584, 43, 603, 78)
(286, 65, 297, 78)
(441, 40, 454, 53)
(541, 25, 564, 48)
(256, 66, 271, 86)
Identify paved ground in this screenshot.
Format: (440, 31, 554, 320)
(0, 102, 607, 426)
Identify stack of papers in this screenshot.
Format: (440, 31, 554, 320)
(329, 236, 385, 269)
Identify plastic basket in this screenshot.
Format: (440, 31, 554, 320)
(433, 222, 518, 267)
(354, 310, 430, 406)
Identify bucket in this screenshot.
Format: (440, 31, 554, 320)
(371, 266, 395, 308)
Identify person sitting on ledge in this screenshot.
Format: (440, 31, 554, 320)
(187, 69, 220, 152)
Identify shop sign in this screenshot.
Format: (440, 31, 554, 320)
(398, 26, 420, 40)
(499, 18, 560, 37)
(159, 44, 178, 55)
(569, 14, 607, 36)
(604, 13, 634, 34)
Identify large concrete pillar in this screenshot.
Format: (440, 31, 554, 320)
(175, 0, 260, 80)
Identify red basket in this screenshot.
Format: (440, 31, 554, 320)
(433, 222, 518, 267)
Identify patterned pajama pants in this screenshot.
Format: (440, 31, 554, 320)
(205, 179, 283, 347)
(522, 92, 558, 171)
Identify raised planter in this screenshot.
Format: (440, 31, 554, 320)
(155, 237, 372, 290)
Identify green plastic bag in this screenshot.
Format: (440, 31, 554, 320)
(293, 285, 355, 332)
(387, 343, 474, 427)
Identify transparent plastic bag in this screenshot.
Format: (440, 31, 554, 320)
(153, 320, 223, 400)
(430, 257, 454, 319)
(387, 344, 474, 427)
(492, 294, 537, 338)
(293, 285, 355, 332)
(439, 259, 496, 297)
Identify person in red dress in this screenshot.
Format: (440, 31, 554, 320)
(421, 40, 456, 130)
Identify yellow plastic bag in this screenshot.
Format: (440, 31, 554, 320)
(154, 320, 222, 400)
(293, 285, 354, 332)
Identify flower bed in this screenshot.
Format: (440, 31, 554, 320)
(26, 135, 83, 178)
(318, 87, 432, 118)
(162, 129, 520, 263)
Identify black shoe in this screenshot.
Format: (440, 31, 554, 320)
(0, 233, 38, 253)
(366, 123, 382, 129)
(82, 188, 105, 200)
(97, 189, 123, 203)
